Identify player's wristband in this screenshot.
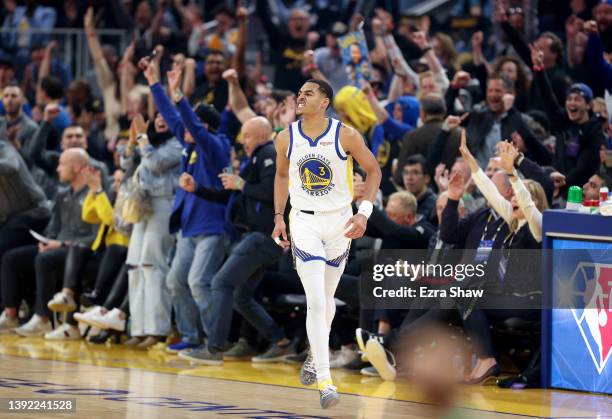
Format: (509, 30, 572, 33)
(357, 201, 373, 219)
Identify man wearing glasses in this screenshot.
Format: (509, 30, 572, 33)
(401, 154, 437, 223)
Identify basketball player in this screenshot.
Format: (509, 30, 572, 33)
(273, 79, 381, 408)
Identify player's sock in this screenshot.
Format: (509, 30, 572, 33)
(297, 260, 331, 385)
(323, 263, 343, 332)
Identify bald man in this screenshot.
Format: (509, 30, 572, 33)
(1, 148, 97, 337)
(238, 116, 273, 156)
(179, 115, 294, 365)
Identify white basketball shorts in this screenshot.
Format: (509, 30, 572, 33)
(289, 206, 352, 269)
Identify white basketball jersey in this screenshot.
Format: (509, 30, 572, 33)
(287, 118, 353, 212)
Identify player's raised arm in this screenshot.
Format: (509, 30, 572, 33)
(272, 128, 291, 248)
(340, 125, 382, 239)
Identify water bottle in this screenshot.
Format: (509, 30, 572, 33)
(600, 186, 609, 204)
(566, 186, 582, 211)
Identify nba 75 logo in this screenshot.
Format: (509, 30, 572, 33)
(564, 263, 612, 374)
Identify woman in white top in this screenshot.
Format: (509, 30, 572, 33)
(457, 131, 548, 384)
(459, 133, 547, 242)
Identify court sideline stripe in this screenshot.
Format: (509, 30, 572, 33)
(1, 354, 557, 419)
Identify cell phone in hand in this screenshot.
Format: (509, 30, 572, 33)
(30, 230, 51, 244)
(223, 166, 234, 174)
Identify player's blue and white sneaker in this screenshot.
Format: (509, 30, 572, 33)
(299, 352, 316, 386)
(319, 383, 340, 409)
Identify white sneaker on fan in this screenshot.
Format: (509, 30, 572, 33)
(44, 323, 81, 341)
(14, 314, 52, 337)
(73, 306, 107, 328)
(95, 308, 125, 332)
(47, 292, 77, 312)
(0, 311, 19, 334)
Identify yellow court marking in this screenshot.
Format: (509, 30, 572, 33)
(0, 335, 610, 418)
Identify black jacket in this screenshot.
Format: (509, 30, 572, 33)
(465, 106, 552, 167)
(516, 156, 554, 205)
(532, 69, 604, 189)
(394, 119, 460, 187)
(26, 121, 111, 196)
(195, 141, 277, 235)
(365, 207, 435, 249)
(441, 200, 512, 296)
(440, 200, 509, 251)
(502, 223, 542, 295)
(500, 21, 570, 108)
(417, 189, 437, 225)
(256, 0, 308, 92)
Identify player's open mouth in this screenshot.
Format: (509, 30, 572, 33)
(297, 102, 306, 109)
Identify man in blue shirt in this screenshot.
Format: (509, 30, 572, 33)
(38, 77, 71, 137)
(142, 58, 232, 353)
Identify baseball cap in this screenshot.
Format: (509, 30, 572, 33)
(568, 83, 593, 102)
(194, 103, 221, 131)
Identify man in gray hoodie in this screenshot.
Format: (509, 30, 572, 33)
(0, 139, 50, 288)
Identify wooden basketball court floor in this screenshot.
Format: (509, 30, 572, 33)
(0, 335, 610, 418)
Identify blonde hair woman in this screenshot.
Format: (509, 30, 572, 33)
(455, 131, 545, 384)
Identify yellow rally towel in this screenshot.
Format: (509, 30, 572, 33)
(333, 86, 378, 135)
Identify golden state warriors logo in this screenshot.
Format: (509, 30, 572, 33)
(297, 155, 335, 196)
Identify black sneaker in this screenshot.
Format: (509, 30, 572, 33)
(252, 342, 296, 363)
(178, 346, 224, 366)
(80, 291, 101, 308)
(355, 328, 373, 353)
(89, 329, 113, 344)
(356, 327, 388, 353)
(223, 338, 258, 360)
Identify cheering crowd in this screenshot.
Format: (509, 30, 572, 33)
(1, 0, 612, 386)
